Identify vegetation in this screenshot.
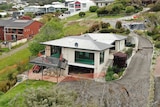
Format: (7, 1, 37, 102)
(79, 12, 86, 17)
(24, 12, 35, 18)
(106, 66, 125, 81)
(144, 12, 160, 48)
(29, 18, 64, 55)
(89, 6, 98, 12)
(0, 3, 13, 11)
(0, 48, 31, 92)
(0, 80, 55, 107)
(115, 21, 122, 29)
(150, 2, 160, 12)
(96, 0, 142, 17)
(125, 47, 133, 58)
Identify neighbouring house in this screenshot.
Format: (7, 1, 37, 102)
(68, 0, 96, 13)
(0, 19, 43, 42)
(24, 4, 67, 15)
(30, 33, 127, 78)
(12, 10, 24, 19)
(93, 0, 114, 7)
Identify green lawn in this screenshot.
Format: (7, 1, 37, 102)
(64, 22, 89, 36)
(0, 80, 56, 107)
(0, 48, 31, 71)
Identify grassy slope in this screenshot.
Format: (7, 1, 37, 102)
(0, 80, 56, 107)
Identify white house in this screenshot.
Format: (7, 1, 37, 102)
(68, 0, 96, 13)
(30, 33, 126, 78)
(94, 0, 114, 7)
(86, 33, 126, 52)
(24, 4, 67, 14)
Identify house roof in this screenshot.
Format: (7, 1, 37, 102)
(42, 35, 113, 51)
(85, 33, 127, 44)
(0, 19, 34, 28)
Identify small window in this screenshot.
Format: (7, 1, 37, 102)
(100, 51, 104, 64)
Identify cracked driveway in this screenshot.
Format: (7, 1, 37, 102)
(59, 34, 153, 107)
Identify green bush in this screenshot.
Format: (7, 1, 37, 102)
(105, 66, 125, 81)
(151, 3, 160, 12)
(89, 6, 98, 12)
(99, 28, 118, 33)
(125, 48, 133, 57)
(79, 12, 85, 17)
(115, 21, 122, 29)
(155, 41, 160, 48)
(88, 23, 100, 33)
(125, 6, 135, 13)
(152, 34, 160, 40)
(101, 22, 110, 28)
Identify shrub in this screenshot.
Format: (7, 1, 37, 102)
(151, 3, 160, 12)
(79, 12, 85, 17)
(89, 6, 98, 12)
(97, 7, 108, 17)
(155, 41, 160, 48)
(125, 6, 135, 13)
(115, 21, 122, 29)
(105, 66, 125, 81)
(152, 34, 160, 40)
(101, 22, 110, 28)
(99, 28, 118, 33)
(125, 48, 133, 58)
(88, 23, 100, 33)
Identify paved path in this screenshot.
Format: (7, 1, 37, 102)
(0, 43, 28, 60)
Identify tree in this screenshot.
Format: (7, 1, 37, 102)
(125, 6, 135, 13)
(115, 21, 122, 29)
(89, 6, 98, 12)
(79, 12, 85, 17)
(29, 18, 64, 55)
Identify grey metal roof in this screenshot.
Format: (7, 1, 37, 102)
(30, 56, 60, 67)
(86, 33, 127, 44)
(0, 19, 34, 28)
(41, 35, 114, 51)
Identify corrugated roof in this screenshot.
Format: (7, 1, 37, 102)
(86, 33, 127, 44)
(0, 19, 34, 28)
(42, 35, 113, 51)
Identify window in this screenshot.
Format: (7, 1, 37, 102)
(82, 3, 86, 8)
(51, 46, 61, 58)
(100, 51, 104, 64)
(75, 51, 94, 65)
(69, 4, 74, 8)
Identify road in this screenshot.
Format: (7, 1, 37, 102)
(59, 33, 153, 107)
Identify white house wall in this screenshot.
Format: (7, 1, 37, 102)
(61, 47, 109, 78)
(95, 49, 109, 77)
(115, 40, 125, 51)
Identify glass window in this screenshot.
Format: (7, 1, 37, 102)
(75, 51, 94, 65)
(82, 3, 86, 8)
(100, 51, 104, 64)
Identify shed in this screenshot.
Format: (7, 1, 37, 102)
(113, 52, 127, 68)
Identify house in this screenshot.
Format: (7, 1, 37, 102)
(24, 4, 67, 15)
(0, 19, 43, 42)
(93, 0, 114, 7)
(30, 33, 127, 78)
(68, 0, 96, 13)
